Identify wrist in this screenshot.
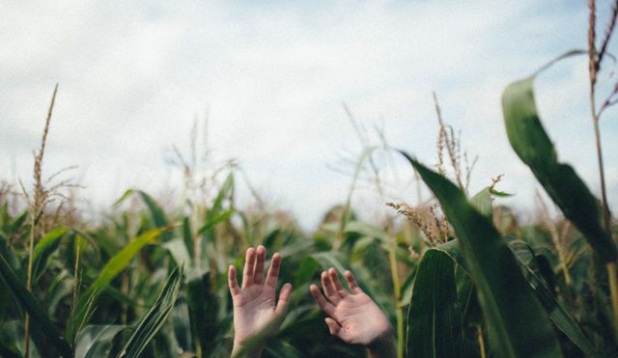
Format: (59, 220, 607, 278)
(232, 339, 264, 358)
(367, 327, 396, 358)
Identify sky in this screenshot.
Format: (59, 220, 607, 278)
(2, 0, 617, 230)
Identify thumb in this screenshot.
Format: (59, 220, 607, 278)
(324, 317, 341, 338)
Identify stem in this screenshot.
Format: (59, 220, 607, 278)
(477, 326, 487, 358)
(387, 233, 404, 358)
(24, 220, 34, 358)
(588, 1, 618, 338)
(71, 235, 82, 345)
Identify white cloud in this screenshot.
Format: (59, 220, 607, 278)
(1, 0, 616, 229)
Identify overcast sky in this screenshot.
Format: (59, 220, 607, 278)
(2, 1, 617, 230)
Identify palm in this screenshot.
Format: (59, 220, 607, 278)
(329, 291, 388, 344)
(228, 246, 292, 355)
(232, 283, 281, 339)
(310, 268, 392, 346)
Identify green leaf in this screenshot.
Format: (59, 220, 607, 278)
(32, 226, 68, 280)
(208, 172, 235, 220)
(163, 237, 192, 269)
(400, 152, 562, 358)
(197, 208, 235, 236)
(186, 271, 222, 357)
(0, 252, 73, 358)
(72, 227, 166, 338)
(117, 267, 182, 358)
(116, 190, 172, 242)
(407, 249, 463, 357)
(75, 325, 127, 358)
(508, 240, 601, 357)
(502, 76, 617, 263)
(469, 187, 493, 219)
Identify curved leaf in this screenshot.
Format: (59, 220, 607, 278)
(0, 252, 73, 357)
(32, 226, 68, 280)
(508, 240, 601, 357)
(502, 77, 617, 263)
(72, 227, 167, 338)
(400, 152, 562, 357)
(116, 190, 172, 242)
(118, 267, 182, 358)
(75, 325, 127, 358)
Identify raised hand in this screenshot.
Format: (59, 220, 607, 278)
(229, 246, 292, 358)
(309, 268, 395, 358)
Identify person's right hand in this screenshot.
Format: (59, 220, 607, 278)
(309, 268, 395, 357)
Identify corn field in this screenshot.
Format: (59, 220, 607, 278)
(2, 4, 618, 358)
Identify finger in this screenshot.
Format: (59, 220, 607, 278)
(310, 284, 336, 317)
(321, 270, 341, 305)
(344, 270, 361, 294)
(275, 283, 293, 315)
(329, 268, 348, 299)
(266, 252, 282, 288)
(253, 245, 267, 285)
(228, 265, 240, 296)
(324, 317, 341, 338)
(242, 247, 256, 288)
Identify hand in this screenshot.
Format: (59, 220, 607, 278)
(229, 246, 292, 358)
(310, 268, 395, 358)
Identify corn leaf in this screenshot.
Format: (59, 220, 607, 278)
(502, 77, 617, 263)
(400, 152, 562, 357)
(0, 251, 73, 358)
(116, 190, 172, 242)
(508, 240, 601, 357)
(407, 249, 463, 357)
(32, 226, 68, 280)
(117, 267, 182, 358)
(72, 227, 165, 338)
(469, 187, 493, 219)
(75, 324, 127, 358)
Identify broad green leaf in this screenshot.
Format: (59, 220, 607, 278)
(343, 221, 388, 243)
(310, 251, 348, 274)
(508, 240, 601, 357)
(502, 77, 617, 263)
(407, 249, 463, 357)
(208, 172, 235, 220)
(441, 238, 601, 357)
(0, 320, 25, 358)
(32, 226, 68, 280)
(118, 267, 182, 358)
(469, 187, 493, 219)
(72, 227, 166, 338)
(163, 237, 192, 269)
(187, 271, 222, 357)
(400, 152, 562, 357)
(75, 325, 127, 358)
(181, 217, 194, 262)
(197, 208, 235, 236)
(116, 189, 172, 242)
(0, 252, 73, 358)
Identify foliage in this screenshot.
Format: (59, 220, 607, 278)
(1, 3, 618, 357)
